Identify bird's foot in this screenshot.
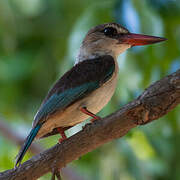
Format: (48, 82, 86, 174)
(57, 128, 67, 144)
(80, 107, 101, 122)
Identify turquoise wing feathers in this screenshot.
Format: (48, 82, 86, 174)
(34, 82, 99, 124)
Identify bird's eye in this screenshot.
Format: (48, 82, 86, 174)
(103, 27, 118, 37)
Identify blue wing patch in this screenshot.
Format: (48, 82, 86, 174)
(33, 81, 99, 126)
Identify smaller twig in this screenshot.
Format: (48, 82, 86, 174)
(51, 172, 55, 180)
(51, 168, 62, 180)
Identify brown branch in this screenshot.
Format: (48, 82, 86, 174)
(0, 69, 180, 180)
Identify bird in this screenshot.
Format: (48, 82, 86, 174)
(15, 22, 166, 167)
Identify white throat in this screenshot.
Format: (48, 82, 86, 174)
(75, 43, 131, 65)
(75, 47, 116, 65)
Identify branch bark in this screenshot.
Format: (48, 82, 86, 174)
(0, 69, 180, 180)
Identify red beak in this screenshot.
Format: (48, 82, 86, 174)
(119, 33, 167, 46)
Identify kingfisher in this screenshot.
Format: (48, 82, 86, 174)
(15, 23, 166, 167)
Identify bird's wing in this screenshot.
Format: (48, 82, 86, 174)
(33, 55, 115, 127)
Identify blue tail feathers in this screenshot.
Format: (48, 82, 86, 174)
(15, 124, 42, 167)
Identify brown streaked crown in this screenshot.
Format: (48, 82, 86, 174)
(86, 23, 129, 36)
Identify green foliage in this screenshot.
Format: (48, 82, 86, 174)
(0, 0, 179, 179)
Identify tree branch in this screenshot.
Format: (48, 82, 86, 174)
(0, 69, 180, 180)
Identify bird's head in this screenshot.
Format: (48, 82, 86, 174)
(76, 23, 166, 63)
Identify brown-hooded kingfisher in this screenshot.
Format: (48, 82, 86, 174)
(15, 23, 166, 167)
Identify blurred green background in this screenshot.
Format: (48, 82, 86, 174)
(0, 0, 180, 179)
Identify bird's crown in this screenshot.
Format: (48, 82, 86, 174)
(85, 23, 129, 38)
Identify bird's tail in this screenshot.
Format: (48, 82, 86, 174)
(15, 124, 42, 167)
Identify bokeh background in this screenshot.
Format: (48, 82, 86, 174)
(0, 0, 180, 179)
